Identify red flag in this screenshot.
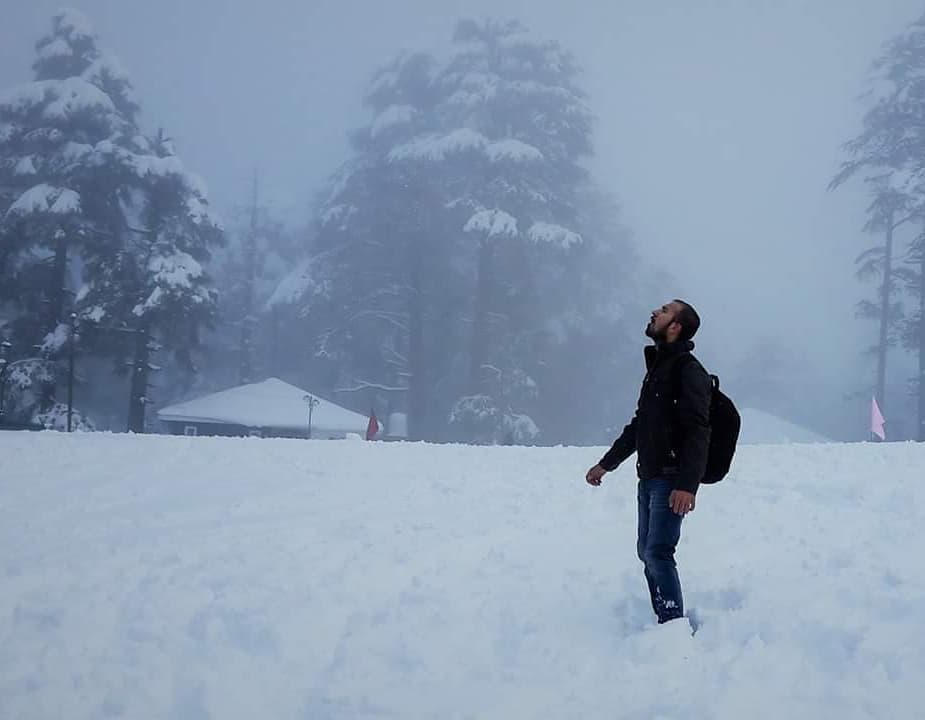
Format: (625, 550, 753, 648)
(366, 409, 379, 440)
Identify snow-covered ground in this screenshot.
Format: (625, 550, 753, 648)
(1, 431, 923, 719)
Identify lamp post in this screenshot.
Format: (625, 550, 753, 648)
(303, 393, 319, 438)
(67, 313, 80, 432)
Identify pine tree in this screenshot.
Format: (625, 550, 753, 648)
(275, 18, 644, 444)
(77, 129, 222, 432)
(405, 18, 593, 443)
(832, 10, 925, 439)
(277, 51, 450, 440)
(0, 9, 144, 424)
(0, 9, 140, 348)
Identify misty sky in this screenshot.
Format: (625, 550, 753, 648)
(2, 0, 922, 386)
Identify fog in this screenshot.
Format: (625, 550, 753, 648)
(2, 0, 921, 440)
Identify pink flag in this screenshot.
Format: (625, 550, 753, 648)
(871, 397, 886, 441)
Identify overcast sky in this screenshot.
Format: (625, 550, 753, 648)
(2, 0, 922, 387)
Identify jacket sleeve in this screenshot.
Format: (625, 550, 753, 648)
(598, 414, 638, 471)
(675, 359, 712, 493)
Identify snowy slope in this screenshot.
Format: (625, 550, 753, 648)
(738, 407, 832, 445)
(1, 432, 923, 719)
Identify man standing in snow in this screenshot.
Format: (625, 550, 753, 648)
(585, 300, 712, 625)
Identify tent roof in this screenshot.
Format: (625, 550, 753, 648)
(157, 378, 369, 433)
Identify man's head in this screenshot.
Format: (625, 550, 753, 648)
(645, 299, 701, 344)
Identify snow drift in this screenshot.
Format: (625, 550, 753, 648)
(1, 432, 923, 719)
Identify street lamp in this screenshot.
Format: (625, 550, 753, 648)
(67, 313, 79, 432)
(303, 393, 319, 438)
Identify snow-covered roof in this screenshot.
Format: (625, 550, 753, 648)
(738, 408, 831, 445)
(157, 378, 370, 433)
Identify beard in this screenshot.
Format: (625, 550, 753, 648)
(645, 322, 667, 342)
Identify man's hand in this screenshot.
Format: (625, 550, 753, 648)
(669, 489, 695, 515)
(586, 464, 607, 486)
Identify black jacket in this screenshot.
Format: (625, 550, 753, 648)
(599, 340, 712, 494)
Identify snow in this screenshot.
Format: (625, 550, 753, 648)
(738, 408, 832, 445)
(186, 195, 220, 228)
(527, 221, 582, 248)
(83, 305, 106, 323)
(0, 123, 15, 143)
(54, 8, 96, 40)
(82, 54, 131, 85)
(389, 128, 487, 162)
(444, 72, 499, 106)
(464, 208, 519, 237)
(62, 141, 93, 163)
(265, 258, 318, 309)
(40, 323, 70, 354)
(129, 152, 184, 179)
(157, 377, 371, 435)
(1, 434, 923, 718)
(370, 104, 416, 138)
(0, 83, 48, 114)
(51, 188, 80, 214)
(6, 183, 80, 217)
(509, 80, 580, 103)
(319, 203, 357, 229)
(14, 156, 36, 176)
(486, 139, 544, 163)
(42, 78, 117, 121)
(37, 37, 72, 61)
(149, 251, 203, 289)
(34, 403, 95, 432)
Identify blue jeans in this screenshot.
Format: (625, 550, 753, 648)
(637, 477, 684, 623)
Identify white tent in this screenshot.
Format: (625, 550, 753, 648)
(157, 378, 371, 439)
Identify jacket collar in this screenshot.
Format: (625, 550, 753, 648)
(644, 339, 694, 370)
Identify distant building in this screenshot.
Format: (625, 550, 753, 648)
(157, 377, 372, 439)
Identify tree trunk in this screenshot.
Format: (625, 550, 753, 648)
(876, 215, 895, 414)
(918, 245, 925, 442)
(127, 328, 150, 433)
(239, 174, 259, 385)
(48, 233, 68, 340)
(470, 237, 493, 393)
(407, 232, 425, 441)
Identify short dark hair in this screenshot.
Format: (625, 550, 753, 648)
(673, 299, 701, 341)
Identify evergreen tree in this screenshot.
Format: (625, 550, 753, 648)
(0, 9, 144, 424)
(77, 129, 222, 432)
(275, 18, 645, 444)
(832, 10, 925, 439)
(0, 10, 222, 432)
(401, 18, 594, 442)
(278, 51, 452, 440)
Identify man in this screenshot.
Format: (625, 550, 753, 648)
(586, 299, 712, 625)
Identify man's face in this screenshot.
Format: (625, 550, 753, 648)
(645, 301, 682, 342)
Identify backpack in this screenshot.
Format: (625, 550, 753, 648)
(674, 354, 741, 484)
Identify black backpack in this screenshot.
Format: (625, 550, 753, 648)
(675, 355, 741, 484)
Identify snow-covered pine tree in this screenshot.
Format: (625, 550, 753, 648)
(0, 9, 145, 424)
(77, 128, 223, 432)
(0, 9, 141, 347)
(388, 18, 594, 443)
(275, 51, 461, 440)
